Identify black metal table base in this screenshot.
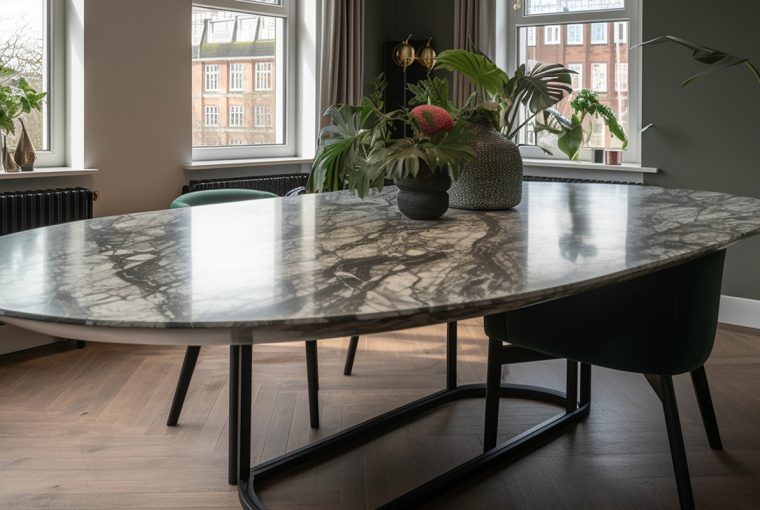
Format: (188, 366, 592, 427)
(239, 383, 588, 509)
(232, 327, 591, 510)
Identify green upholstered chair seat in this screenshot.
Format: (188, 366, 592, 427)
(484, 251, 726, 376)
(170, 188, 277, 209)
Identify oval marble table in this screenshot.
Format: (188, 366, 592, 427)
(2, 182, 760, 509)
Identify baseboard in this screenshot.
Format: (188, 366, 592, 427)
(719, 295, 760, 330)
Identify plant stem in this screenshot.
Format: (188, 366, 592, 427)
(746, 61, 760, 85)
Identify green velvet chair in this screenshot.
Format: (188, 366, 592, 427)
(483, 251, 726, 510)
(165, 188, 360, 430)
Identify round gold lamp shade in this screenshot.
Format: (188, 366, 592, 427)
(393, 36, 416, 68)
(417, 39, 437, 70)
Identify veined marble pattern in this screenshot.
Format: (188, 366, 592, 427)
(1, 183, 760, 343)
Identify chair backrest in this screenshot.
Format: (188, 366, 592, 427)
(170, 189, 277, 209)
(485, 250, 727, 375)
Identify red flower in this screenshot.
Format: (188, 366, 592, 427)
(411, 105, 454, 137)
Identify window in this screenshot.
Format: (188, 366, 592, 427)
(567, 24, 584, 45)
(568, 63, 584, 90)
(255, 105, 271, 127)
(1, 0, 65, 166)
(255, 62, 273, 91)
(511, 0, 640, 163)
(229, 105, 244, 127)
(229, 63, 244, 91)
(615, 63, 628, 91)
(591, 63, 607, 92)
(526, 26, 536, 46)
(192, 1, 293, 159)
(525, 0, 624, 15)
(204, 105, 219, 127)
(204, 64, 219, 91)
(544, 25, 561, 45)
(591, 23, 608, 44)
(614, 21, 627, 43)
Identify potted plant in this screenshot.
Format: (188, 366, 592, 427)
(429, 49, 574, 210)
(0, 65, 46, 172)
(307, 77, 475, 220)
(536, 88, 628, 162)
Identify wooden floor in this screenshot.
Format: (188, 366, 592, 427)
(1, 319, 759, 509)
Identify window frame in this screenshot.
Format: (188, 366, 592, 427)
(16, 0, 66, 168)
(590, 22, 608, 44)
(255, 61, 273, 91)
(568, 62, 584, 90)
(544, 25, 561, 45)
(591, 62, 608, 92)
(507, 0, 641, 164)
(615, 62, 628, 92)
(566, 24, 583, 45)
(204, 64, 220, 92)
(229, 62, 244, 91)
(229, 105, 244, 127)
(254, 104, 271, 128)
(192, 0, 297, 161)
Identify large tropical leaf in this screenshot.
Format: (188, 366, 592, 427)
(633, 35, 760, 88)
(536, 109, 584, 161)
(506, 63, 573, 114)
(435, 49, 509, 98)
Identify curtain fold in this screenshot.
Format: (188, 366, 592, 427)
(320, 0, 365, 124)
(452, 0, 497, 107)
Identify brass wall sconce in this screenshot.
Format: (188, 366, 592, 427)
(392, 36, 437, 71)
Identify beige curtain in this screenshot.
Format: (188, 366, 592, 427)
(320, 0, 365, 124)
(452, 0, 497, 107)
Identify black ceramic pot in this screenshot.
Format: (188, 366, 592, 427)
(395, 166, 452, 220)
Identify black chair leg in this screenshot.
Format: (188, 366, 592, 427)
(690, 366, 723, 450)
(305, 340, 320, 428)
(483, 337, 503, 452)
(167, 345, 201, 426)
(646, 374, 696, 510)
(343, 336, 360, 376)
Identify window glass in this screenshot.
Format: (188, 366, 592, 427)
(525, 0, 624, 16)
(567, 24, 583, 45)
(518, 20, 629, 151)
(192, 5, 284, 148)
(544, 25, 561, 45)
(590, 23, 608, 44)
(1, 0, 49, 151)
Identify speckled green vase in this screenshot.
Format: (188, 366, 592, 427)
(449, 121, 523, 210)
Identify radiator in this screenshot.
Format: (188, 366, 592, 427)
(0, 187, 94, 236)
(183, 174, 310, 197)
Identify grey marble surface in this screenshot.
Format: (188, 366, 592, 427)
(1, 183, 760, 343)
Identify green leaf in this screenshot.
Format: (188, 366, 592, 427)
(408, 77, 453, 112)
(435, 49, 509, 97)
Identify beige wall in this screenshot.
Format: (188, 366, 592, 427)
(84, 0, 191, 217)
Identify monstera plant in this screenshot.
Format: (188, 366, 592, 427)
(536, 89, 628, 161)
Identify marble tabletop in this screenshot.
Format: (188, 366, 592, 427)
(1, 183, 760, 344)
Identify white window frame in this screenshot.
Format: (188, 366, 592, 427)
(590, 22, 608, 44)
(255, 62, 273, 91)
(591, 62, 608, 92)
(544, 25, 560, 45)
(526, 26, 536, 46)
(507, 0, 641, 164)
(614, 21, 627, 43)
(229, 62, 244, 91)
(192, 0, 298, 161)
(615, 62, 628, 92)
(229, 105, 245, 127)
(566, 24, 583, 45)
(17, 0, 66, 167)
(204, 105, 219, 127)
(254, 104, 271, 127)
(568, 62, 583, 90)
(204, 64, 219, 91)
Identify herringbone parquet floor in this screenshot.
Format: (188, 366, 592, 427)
(1, 319, 759, 509)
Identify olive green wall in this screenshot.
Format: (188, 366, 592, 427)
(640, 1, 760, 300)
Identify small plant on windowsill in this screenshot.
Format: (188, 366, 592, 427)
(0, 65, 47, 172)
(535, 89, 628, 162)
(306, 76, 475, 220)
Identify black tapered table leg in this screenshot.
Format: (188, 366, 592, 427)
(229, 346, 239, 485)
(646, 374, 696, 510)
(343, 336, 360, 376)
(580, 363, 592, 407)
(237, 345, 253, 484)
(690, 366, 723, 450)
(483, 338, 503, 452)
(447, 322, 458, 391)
(167, 345, 201, 426)
(305, 340, 320, 428)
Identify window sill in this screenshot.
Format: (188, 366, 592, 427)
(0, 168, 99, 180)
(523, 159, 658, 174)
(184, 157, 313, 171)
